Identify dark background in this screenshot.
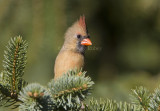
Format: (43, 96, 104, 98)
(1, 0, 160, 110)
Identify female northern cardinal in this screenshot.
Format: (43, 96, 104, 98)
(54, 16, 92, 79)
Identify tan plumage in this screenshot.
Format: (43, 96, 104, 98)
(54, 16, 92, 79)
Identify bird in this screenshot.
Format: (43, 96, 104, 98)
(54, 16, 92, 79)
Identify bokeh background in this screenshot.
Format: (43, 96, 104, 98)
(1, 0, 160, 110)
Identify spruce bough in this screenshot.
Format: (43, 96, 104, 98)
(0, 36, 160, 111)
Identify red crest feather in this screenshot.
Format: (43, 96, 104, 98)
(78, 15, 86, 30)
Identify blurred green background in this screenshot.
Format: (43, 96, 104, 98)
(1, 0, 160, 110)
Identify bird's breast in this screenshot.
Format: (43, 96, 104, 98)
(54, 51, 84, 79)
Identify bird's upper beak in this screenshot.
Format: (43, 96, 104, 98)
(81, 38, 92, 46)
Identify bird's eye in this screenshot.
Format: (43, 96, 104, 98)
(77, 34, 81, 39)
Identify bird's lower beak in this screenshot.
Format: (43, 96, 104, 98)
(81, 38, 92, 46)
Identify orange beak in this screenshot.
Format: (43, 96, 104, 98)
(81, 38, 92, 46)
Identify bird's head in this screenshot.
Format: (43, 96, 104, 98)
(63, 16, 92, 54)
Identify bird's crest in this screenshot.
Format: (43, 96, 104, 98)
(78, 15, 86, 31)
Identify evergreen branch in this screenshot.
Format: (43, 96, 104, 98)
(131, 86, 151, 111)
(0, 36, 28, 107)
(149, 85, 160, 111)
(19, 83, 54, 111)
(0, 71, 19, 107)
(48, 69, 94, 110)
(12, 39, 19, 94)
(85, 98, 143, 111)
(2, 36, 28, 98)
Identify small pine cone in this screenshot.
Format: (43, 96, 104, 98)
(83, 84, 87, 88)
(78, 72, 82, 76)
(39, 93, 44, 97)
(27, 92, 33, 97)
(33, 92, 39, 98)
